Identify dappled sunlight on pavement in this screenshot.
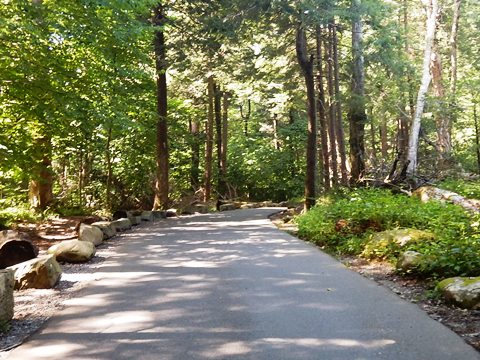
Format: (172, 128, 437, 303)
(6, 208, 480, 360)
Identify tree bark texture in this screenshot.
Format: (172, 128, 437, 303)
(204, 75, 215, 202)
(190, 119, 200, 189)
(153, 3, 169, 210)
(406, 0, 438, 176)
(221, 92, 229, 195)
(315, 25, 331, 191)
(296, 25, 317, 211)
(326, 26, 339, 186)
(332, 21, 348, 185)
(348, 0, 367, 184)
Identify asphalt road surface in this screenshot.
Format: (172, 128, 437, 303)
(7, 208, 480, 359)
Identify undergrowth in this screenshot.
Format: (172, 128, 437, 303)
(439, 178, 480, 200)
(297, 188, 480, 278)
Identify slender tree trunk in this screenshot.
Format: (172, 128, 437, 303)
(315, 25, 330, 191)
(153, 3, 169, 210)
(273, 114, 280, 150)
(380, 117, 389, 163)
(449, 0, 462, 121)
(407, 0, 438, 176)
(105, 121, 114, 210)
(190, 119, 200, 189)
(475, 104, 480, 174)
(332, 21, 348, 184)
(296, 25, 317, 211)
(240, 100, 251, 136)
(29, 134, 53, 210)
(214, 84, 224, 198)
(326, 24, 339, 186)
(204, 75, 215, 202)
(221, 92, 229, 194)
(348, 0, 367, 184)
(369, 112, 378, 166)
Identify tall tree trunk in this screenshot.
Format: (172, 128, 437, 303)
(326, 24, 339, 186)
(221, 92, 229, 195)
(316, 25, 331, 191)
(369, 111, 378, 167)
(153, 3, 169, 210)
(332, 20, 348, 184)
(214, 84, 223, 198)
(296, 25, 317, 211)
(204, 75, 215, 202)
(348, 0, 367, 184)
(380, 117, 389, 165)
(190, 119, 200, 189)
(449, 0, 462, 121)
(29, 134, 53, 210)
(273, 114, 280, 150)
(105, 120, 114, 210)
(406, 0, 438, 176)
(475, 104, 480, 174)
(240, 100, 251, 136)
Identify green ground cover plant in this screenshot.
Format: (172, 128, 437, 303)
(439, 179, 480, 200)
(297, 188, 480, 277)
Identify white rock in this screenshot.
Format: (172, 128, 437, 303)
(396, 251, 424, 271)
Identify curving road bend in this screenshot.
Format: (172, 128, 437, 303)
(6, 208, 480, 360)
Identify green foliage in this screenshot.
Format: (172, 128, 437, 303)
(297, 188, 480, 277)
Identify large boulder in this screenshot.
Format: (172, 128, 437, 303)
(219, 203, 237, 212)
(91, 221, 117, 239)
(111, 218, 132, 232)
(362, 229, 434, 259)
(0, 230, 38, 269)
(78, 223, 103, 246)
(0, 270, 14, 324)
(166, 209, 178, 217)
(396, 251, 425, 272)
(437, 277, 480, 309)
(152, 211, 167, 220)
(48, 240, 96, 263)
(141, 211, 154, 221)
(8, 255, 61, 290)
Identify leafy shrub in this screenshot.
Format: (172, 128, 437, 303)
(297, 188, 480, 277)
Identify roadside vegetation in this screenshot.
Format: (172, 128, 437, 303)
(297, 187, 480, 278)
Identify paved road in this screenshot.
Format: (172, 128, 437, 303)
(7, 208, 480, 359)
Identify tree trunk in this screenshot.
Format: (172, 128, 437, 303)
(240, 100, 251, 136)
(204, 75, 215, 202)
(406, 0, 438, 176)
(221, 92, 229, 194)
(326, 25, 339, 186)
(214, 84, 224, 198)
(474, 104, 480, 174)
(332, 20, 348, 185)
(152, 3, 169, 210)
(273, 114, 280, 150)
(296, 25, 317, 211)
(190, 119, 200, 189)
(29, 135, 53, 210)
(348, 0, 367, 184)
(316, 25, 330, 191)
(449, 0, 461, 96)
(369, 112, 378, 166)
(431, 42, 451, 164)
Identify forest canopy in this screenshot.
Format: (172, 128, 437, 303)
(0, 0, 479, 219)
